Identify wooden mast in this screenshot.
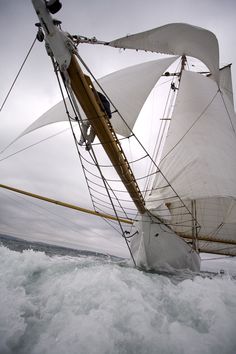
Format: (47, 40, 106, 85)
(66, 55, 146, 214)
(31, 0, 146, 216)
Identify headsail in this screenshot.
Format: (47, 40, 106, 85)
(12, 57, 177, 143)
(109, 23, 219, 83)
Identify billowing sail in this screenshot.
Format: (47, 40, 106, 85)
(97, 56, 177, 136)
(146, 70, 236, 252)
(148, 70, 236, 202)
(15, 57, 177, 141)
(109, 23, 219, 82)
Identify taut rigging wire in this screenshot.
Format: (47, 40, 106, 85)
(0, 128, 70, 162)
(0, 37, 37, 113)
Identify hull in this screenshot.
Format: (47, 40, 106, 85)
(131, 214, 200, 272)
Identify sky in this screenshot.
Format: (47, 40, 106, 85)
(0, 0, 236, 260)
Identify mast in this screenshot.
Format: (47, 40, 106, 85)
(31, 0, 146, 215)
(179, 55, 187, 80)
(181, 55, 200, 249)
(191, 200, 198, 251)
(67, 56, 146, 214)
(180, 56, 200, 248)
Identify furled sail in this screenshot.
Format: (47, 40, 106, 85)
(146, 70, 236, 252)
(109, 23, 219, 83)
(14, 57, 177, 142)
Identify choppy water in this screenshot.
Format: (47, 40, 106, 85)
(1, 235, 236, 354)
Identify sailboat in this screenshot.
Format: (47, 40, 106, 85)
(1, 0, 236, 273)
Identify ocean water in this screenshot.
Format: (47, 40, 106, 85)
(0, 236, 236, 354)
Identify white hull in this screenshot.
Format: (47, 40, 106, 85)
(131, 214, 200, 272)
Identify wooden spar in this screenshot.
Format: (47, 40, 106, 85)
(191, 199, 198, 251)
(180, 235, 236, 256)
(182, 234, 236, 246)
(66, 55, 146, 214)
(198, 248, 236, 257)
(0, 184, 133, 225)
(2, 183, 235, 253)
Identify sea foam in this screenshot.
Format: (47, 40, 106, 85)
(0, 245, 236, 354)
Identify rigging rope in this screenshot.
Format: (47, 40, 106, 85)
(50, 53, 137, 265)
(0, 187, 109, 240)
(0, 37, 37, 113)
(61, 67, 135, 220)
(76, 52, 201, 236)
(51, 56, 99, 213)
(71, 51, 204, 256)
(0, 128, 70, 161)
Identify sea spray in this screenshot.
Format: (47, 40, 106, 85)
(0, 244, 236, 354)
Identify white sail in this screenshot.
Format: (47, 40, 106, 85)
(97, 56, 177, 136)
(147, 70, 236, 204)
(15, 57, 177, 141)
(109, 23, 219, 82)
(146, 70, 236, 246)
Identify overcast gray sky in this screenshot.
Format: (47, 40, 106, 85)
(0, 0, 235, 256)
